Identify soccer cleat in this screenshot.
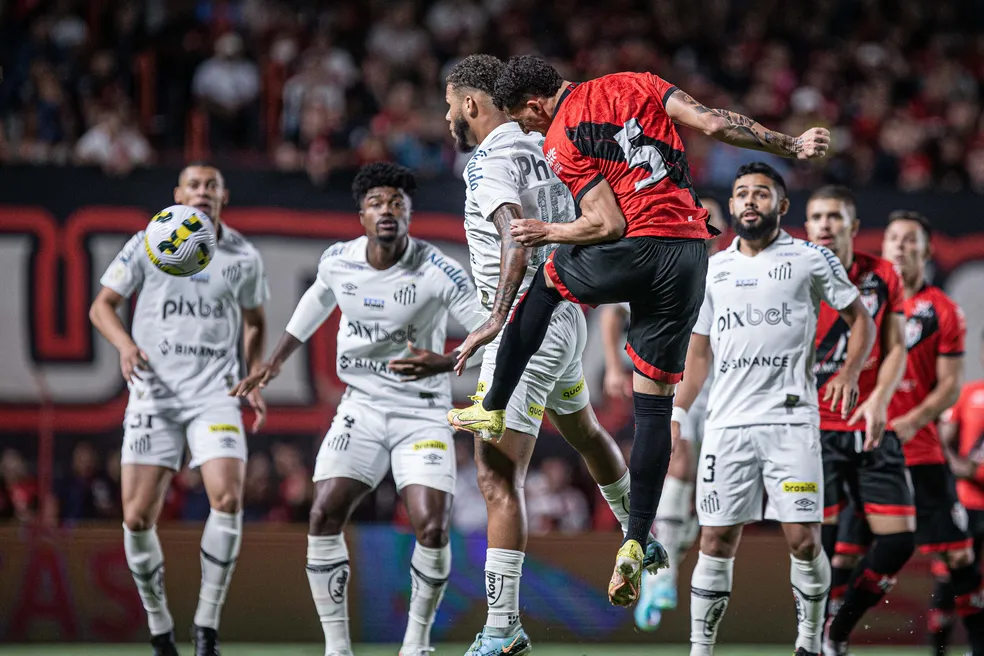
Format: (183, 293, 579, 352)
(193, 625, 220, 656)
(821, 617, 849, 656)
(399, 647, 435, 656)
(448, 397, 505, 442)
(463, 628, 532, 655)
(150, 631, 180, 656)
(633, 572, 663, 632)
(642, 538, 670, 573)
(794, 648, 820, 656)
(609, 539, 644, 607)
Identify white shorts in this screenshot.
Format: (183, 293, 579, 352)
(696, 423, 823, 526)
(476, 302, 590, 436)
(313, 396, 456, 494)
(121, 403, 247, 471)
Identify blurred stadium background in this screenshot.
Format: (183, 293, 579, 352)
(1, 0, 984, 652)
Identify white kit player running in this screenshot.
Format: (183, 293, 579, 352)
(89, 164, 269, 656)
(673, 163, 875, 656)
(444, 55, 639, 656)
(233, 163, 484, 656)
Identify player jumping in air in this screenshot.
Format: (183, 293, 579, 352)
(90, 163, 269, 656)
(445, 54, 643, 656)
(939, 329, 984, 654)
(601, 200, 729, 631)
(448, 54, 831, 606)
(675, 163, 874, 656)
(801, 186, 915, 655)
(232, 163, 486, 656)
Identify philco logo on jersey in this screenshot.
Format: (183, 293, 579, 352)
(427, 253, 469, 293)
(394, 283, 417, 306)
(209, 424, 240, 434)
(527, 403, 545, 419)
(514, 154, 555, 185)
(363, 297, 385, 310)
(717, 303, 793, 332)
(562, 378, 585, 399)
(346, 320, 418, 344)
(782, 482, 818, 493)
(413, 440, 447, 451)
(162, 296, 225, 320)
(768, 262, 792, 280)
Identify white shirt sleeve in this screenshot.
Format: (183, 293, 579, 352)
(692, 282, 713, 336)
(99, 232, 146, 298)
(237, 251, 270, 309)
(468, 150, 521, 220)
(808, 244, 859, 311)
(285, 256, 338, 342)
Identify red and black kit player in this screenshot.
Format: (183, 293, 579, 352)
(802, 187, 915, 655)
(938, 331, 984, 654)
(448, 54, 833, 607)
(882, 211, 984, 655)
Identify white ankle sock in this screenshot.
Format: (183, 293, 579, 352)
(485, 548, 524, 638)
(790, 550, 831, 654)
(123, 524, 174, 636)
(307, 534, 351, 655)
(598, 471, 631, 535)
(194, 509, 242, 630)
(402, 542, 450, 649)
(690, 552, 734, 653)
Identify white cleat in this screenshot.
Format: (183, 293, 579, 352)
(399, 647, 435, 656)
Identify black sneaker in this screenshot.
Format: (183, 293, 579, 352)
(150, 630, 179, 656)
(794, 648, 820, 656)
(193, 625, 220, 656)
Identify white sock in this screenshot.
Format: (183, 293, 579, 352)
(646, 476, 694, 596)
(123, 524, 174, 636)
(790, 550, 831, 654)
(307, 534, 352, 655)
(485, 548, 525, 638)
(402, 543, 451, 649)
(690, 552, 734, 654)
(194, 509, 242, 630)
(598, 471, 631, 535)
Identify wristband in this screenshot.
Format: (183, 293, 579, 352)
(671, 406, 689, 425)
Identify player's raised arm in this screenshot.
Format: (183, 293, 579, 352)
(665, 88, 829, 160)
(512, 178, 626, 246)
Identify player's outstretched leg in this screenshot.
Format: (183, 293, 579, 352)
(194, 459, 245, 656)
(689, 527, 739, 656)
(306, 479, 372, 656)
(400, 485, 453, 656)
(465, 432, 535, 656)
(122, 465, 179, 656)
(927, 561, 956, 656)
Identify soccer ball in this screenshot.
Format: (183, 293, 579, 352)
(143, 205, 217, 277)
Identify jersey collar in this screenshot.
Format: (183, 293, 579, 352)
(553, 82, 580, 118)
(479, 121, 522, 150)
(726, 228, 793, 253)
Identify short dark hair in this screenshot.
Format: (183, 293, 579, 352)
(493, 55, 564, 110)
(447, 54, 504, 96)
(734, 162, 787, 197)
(179, 161, 223, 183)
(352, 162, 417, 205)
(808, 185, 856, 217)
(887, 210, 933, 240)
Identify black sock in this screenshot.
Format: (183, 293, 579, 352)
(482, 267, 561, 411)
(829, 531, 914, 642)
(828, 561, 854, 620)
(929, 573, 956, 656)
(821, 523, 838, 560)
(624, 391, 673, 546)
(950, 563, 984, 655)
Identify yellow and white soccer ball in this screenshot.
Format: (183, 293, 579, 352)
(143, 205, 217, 277)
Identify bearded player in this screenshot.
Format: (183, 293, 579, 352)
(801, 186, 914, 656)
(449, 54, 831, 605)
(90, 163, 268, 656)
(445, 54, 640, 655)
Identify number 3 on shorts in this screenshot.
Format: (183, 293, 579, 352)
(703, 454, 716, 483)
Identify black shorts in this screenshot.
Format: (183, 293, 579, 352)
(822, 429, 914, 522)
(834, 463, 971, 555)
(546, 236, 707, 383)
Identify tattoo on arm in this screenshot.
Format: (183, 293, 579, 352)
(488, 203, 530, 325)
(673, 90, 803, 157)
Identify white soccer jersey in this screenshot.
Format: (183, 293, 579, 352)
(462, 122, 577, 313)
(286, 236, 485, 407)
(695, 230, 859, 430)
(100, 225, 268, 409)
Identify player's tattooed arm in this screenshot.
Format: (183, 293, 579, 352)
(664, 89, 830, 160)
(488, 202, 530, 328)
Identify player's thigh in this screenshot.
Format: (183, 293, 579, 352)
(910, 464, 973, 555)
(821, 430, 856, 525)
(401, 484, 453, 545)
(856, 431, 917, 534)
(122, 407, 186, 472)
(184, 404, 248, 470)
(696, 426, 763, 527)
(760, 424, 823, 524)
(388, 407, 456, 496)
(311, 477, 374, 535)
(313, 398, 390, 491)
(834, 501, 874, 557)
(474, 429, 536, 494)
(478, 349, 552, 438)
(121, 464, 175, 529)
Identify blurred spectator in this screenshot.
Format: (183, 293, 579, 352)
(175, 466, 211, 522)
(451, 436, 487, 534)
(243, 452, 278, 522)
(271, 442, 312, 523)
(526, 457, 589, 535)
(74, 105, 154, 176)
(1, 448, 38, 523)
(192, 32, 260, 149)
(59, 441, 117, 521)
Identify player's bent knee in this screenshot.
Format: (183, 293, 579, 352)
(123, 512, 154, 533)
(700, 527, 740, 559)
(946, 547, 975, 569)
(308, 502, 347, 536)
(210, 489, 242, 514)
(831, 553, 861, 570)
(414, 521, 449, 549)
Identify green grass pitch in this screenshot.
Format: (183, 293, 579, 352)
(0, 645, 933, 655)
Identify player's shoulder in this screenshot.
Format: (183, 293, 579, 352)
(219, 225, 262, 260)
(797, 238, 846, 273)
(320, 236, 366, 263)
(413, 239, 471, 292)
(464, 132, 520, 187)
(924, 285, 963, 317)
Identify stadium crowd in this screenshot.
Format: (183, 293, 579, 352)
(2, 0, 984, 190)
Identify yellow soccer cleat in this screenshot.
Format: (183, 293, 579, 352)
(608, 539, 644, 607)
(447, 396, 505, 442)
